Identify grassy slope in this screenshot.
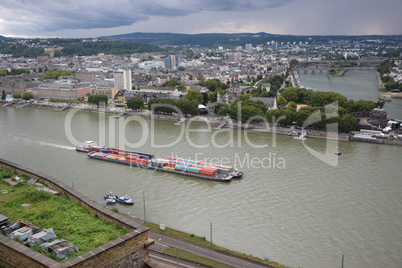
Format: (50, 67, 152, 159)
(0, 169, 127, 262)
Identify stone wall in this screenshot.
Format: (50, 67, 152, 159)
(0, 158, 152, 268)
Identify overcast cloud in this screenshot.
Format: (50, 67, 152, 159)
(0, 0, 401, 37)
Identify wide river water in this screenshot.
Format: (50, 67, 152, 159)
(298, 69, 402, 120)
(1, 70, 402, 268)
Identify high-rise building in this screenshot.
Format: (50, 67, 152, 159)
(245, 43, 253, 50)
(164, 55, 179, 67)
(223, 53, 241, 62)
(113, 69, 132, 91)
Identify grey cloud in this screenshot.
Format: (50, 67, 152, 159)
(0, 0, 293, 33)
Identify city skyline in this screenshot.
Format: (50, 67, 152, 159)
(0, 0, 401, 38)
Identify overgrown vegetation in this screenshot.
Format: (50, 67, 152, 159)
(0, 169, 127, 262)
(38, 69, 76, 81)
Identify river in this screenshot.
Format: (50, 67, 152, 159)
(1, 105, 402, 268)
(298, 69, 402, 120)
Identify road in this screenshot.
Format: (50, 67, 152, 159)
(149, 231, 273, 268)
(149, 249, 211, 268)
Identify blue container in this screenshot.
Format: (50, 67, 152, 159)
(175, 165, 188, 171)
(188, 167, 200, 173)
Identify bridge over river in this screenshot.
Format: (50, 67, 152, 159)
(295, 66, 376, 74)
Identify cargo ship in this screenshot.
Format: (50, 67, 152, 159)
(77, 142, 243, 182)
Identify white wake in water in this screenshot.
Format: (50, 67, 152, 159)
(14, 136, 76, 150)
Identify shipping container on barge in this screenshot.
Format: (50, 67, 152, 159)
(77, 142, 242, 182)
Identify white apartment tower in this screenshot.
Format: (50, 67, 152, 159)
(114, 69, 132, 91)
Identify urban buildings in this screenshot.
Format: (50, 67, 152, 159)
(113, 69, 132, 91)
(164, 55, 179, 67)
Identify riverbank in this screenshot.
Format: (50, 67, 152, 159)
(375, 71, 387, 91)
(335, 69, 347, 77)
(4, 100, 402, 145)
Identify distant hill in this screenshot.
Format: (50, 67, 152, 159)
(0, 35, 7, 39)
(99, 32, 402, 48)
(0, 39, 163, 57)
(99, 32, 285, 48)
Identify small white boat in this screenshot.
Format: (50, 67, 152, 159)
(335, 147, 342, 156)
(174, 118, 185, 126)
(294, 131, 307, 141)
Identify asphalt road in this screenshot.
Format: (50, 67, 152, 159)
(149, 231, 273, 268)
(149, 249, 211, 268)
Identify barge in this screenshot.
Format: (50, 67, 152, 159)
(78, 142, 243, 182)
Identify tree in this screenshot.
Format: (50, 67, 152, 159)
(178, 100, 198, 116)
(241, 105, 264, 123)
(289, 59, 299, 69)
(198, 78, 228, 91)
(177, 84, 185, 91)
(339, 114, 357, 133)
(127, 97, 144, 111)
(163, 80, 182, 88)
(21, 91, 34, 100)
(216, 104, 229, 117)
(1, 90, 5, 100)
(184, 89, 203, 104)
(294, 108, 313, 126)
(287, 101, 297, 109)
(265, 109, 282, 124)
(277, 96, 287, 107)
(88, 95, 108, 107)
(13, 92, 21, 99)
(177, 66, 185, 71)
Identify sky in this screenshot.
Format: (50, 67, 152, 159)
(0, 0, 401, 38)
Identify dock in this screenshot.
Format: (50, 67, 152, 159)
(174, 118, 185, 125)
(214, 121, 227, 130)
(16, 103, 29, 109)
(111, 112, 126, 118)
(2, 101, 16, 107)
(55, 105, 70, 112)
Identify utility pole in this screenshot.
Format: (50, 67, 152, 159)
(210, 222, 213, 244)
(341, 254, 344, 268)
(143, 190, 146, 223)
(176, 248, 179, 267)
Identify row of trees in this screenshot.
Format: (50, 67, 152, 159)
(280, 87, 376, 113)
(6, 91, 35, 100)
(0, 69, 30, 76)
(50, 98, 79, 104)
(147, 98, 199, 116)
(265, 105, 357, 132)
(126, 97, 201, 116)
(162, 79, 185, 91)
(88, 95, 108, 107)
